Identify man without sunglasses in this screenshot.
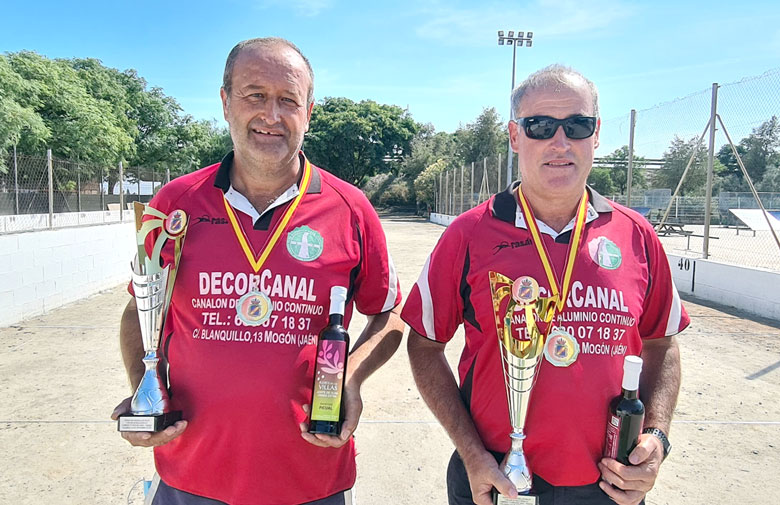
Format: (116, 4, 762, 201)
(111, 38, 404, 505)
(402, 65, 687, 505)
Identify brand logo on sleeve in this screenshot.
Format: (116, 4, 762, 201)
(287, 226, 324, 262)
(588, 236, 622, 270)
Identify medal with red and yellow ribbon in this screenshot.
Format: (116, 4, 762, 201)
(516, 184, 589, 367)
(224, 158, 313, 326)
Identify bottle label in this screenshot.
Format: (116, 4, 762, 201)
(604, 415, 621, 459)
(311, 340, 347, 422)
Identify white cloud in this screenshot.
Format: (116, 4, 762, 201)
(415, 0, 637, 46)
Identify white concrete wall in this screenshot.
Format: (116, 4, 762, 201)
(0, 210, 126, 233)
(430, 214, 780, 321)
(430, 213, 456, 226)
(0, 222, 135, 326)
(667, 254, 780, 321)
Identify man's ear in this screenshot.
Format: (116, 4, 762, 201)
(220, 87, 230, 122)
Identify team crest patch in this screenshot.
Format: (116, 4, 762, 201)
(287, 226, 323, 262)
(543, 328, 579, 367)
(588, 236, 622, 270)
(236, 291, 272, 326)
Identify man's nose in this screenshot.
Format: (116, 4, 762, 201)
(549, 124, 571, 149)
(259, 99, 281, 123)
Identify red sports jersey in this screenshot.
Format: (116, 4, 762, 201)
(141, 152, 401, 505)
(402, 184, 688, 486)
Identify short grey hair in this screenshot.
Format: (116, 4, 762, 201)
(222, 37, 315, 106)
(511, 64, 599, 118)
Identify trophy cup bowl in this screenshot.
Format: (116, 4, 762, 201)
(490, 272, 555, 505)
(118, 204, 187, 432)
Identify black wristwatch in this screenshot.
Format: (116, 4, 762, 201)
(643, 427, 671, 460)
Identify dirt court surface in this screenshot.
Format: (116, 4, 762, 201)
(1, 214, 778, 504)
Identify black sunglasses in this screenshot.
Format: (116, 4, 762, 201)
(514, 115, 597, 140)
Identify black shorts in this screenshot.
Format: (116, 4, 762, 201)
(446, 450, 643, 505)
(147, 475, 354, 505)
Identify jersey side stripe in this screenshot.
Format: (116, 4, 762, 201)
(417, 255, 436, 340)
(381, 248, 399, 312)
(665, 282, 683, 336)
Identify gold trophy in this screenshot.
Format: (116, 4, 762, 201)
(489, 272, 556, 505)
(117, 202, 188, 432)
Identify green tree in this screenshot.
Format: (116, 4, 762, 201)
(0, 55, 50, 170)
(654, 136, 711, 196)
(399, 126, 457, 180)
(6, 51, 134, 167)
(595, 145, 647, 194)
(305, 97, 420, 185)
(587, 166, 617, 195)
(757, 163, 780, 192)
(455, 107, 507, 165)
(1, 51, 232, 192)
(414, 158, 450, 213)
(717, 116, 780, 191)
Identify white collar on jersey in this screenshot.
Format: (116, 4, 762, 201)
(514, 203, 600, 240)
(224, 183, 300, 225)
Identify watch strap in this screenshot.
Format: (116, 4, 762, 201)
(643, 427, 671, 460)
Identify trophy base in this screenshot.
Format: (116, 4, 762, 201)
(117, 411, 182, 432)
(493, 491, 539, 505)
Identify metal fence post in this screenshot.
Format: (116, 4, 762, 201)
(47, 149, 54, 228)
(703, 83, 719, 259)
(460, 165, 464, 215)
(444, 171, 449, 215)
(435, 173, 440, 213)
(484, 158, 488, 194)
(119, 161, 124, 221)
(77, 163, 82, 212)
(13, 144, 19, 214)
(626, 109, 636, 207)
(100, 165, 105, 215)
(471, 162, 475, 209)
(137, 166, 141, 199)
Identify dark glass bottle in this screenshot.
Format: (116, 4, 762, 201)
(309, 286, 350, 435)
(604, 355, 645, 465)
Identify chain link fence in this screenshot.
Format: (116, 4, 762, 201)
(434, 69, 780, 272)
(0, 150, 166, 233)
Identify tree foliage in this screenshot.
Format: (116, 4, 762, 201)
(399, 126, 457, 180)
(588, 145, 647, 195)
(0, 51, 230, 190)
(414, 158, 450, 212)
(454, 107, 508, 165)
(305, 97, 420, 185)
(717, 116, 780, 192)
(654, 136, 712, 196)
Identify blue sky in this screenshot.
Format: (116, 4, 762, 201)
(3, 0, 780, 156)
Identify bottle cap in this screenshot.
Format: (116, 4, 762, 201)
(623, 355, 643, 391)
(329, 286, 348, 316)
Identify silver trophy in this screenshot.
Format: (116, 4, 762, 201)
(118, 202, 188, 432)
(489, 272, 556, 505)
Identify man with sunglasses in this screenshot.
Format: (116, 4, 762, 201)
(403, 65, 687, 505)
